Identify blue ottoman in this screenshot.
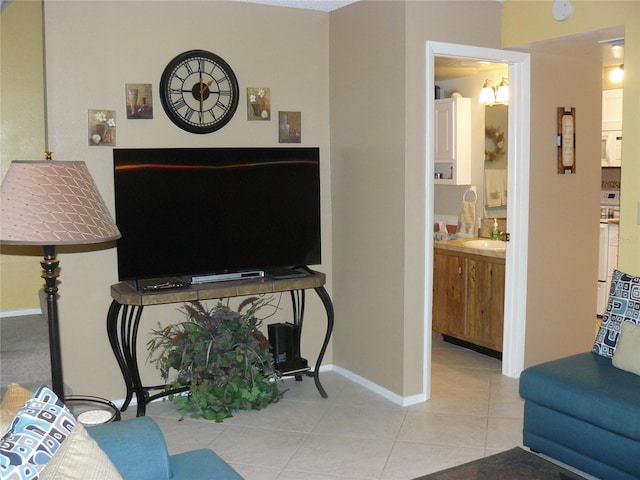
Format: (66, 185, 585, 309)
(520, 352, 640, 480)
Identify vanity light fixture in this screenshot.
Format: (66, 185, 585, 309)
(479, 78, 509, 105)
(495, 78, 509, 104)
(479, 79, 496, 104)
(609, 64, 624, 83)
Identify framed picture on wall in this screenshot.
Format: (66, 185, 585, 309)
(278, 111, 301, 143)
(88, 109, 116, 146)
(125, 83, 153, 119)
(247, 87, 270, 121)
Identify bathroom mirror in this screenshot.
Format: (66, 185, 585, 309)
(483, 104, 508, 219)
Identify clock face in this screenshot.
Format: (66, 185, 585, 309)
(159, 50, 239, 134)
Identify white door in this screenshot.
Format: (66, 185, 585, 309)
(425, 42, 531, 398)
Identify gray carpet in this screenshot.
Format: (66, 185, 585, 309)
(413, 447, 587, 480)
(0, 314, 51, 398)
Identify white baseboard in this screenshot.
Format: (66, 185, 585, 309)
(0, 308, 43, 319)
(330, 365, 426, 407)
(111, 363, 427, 410)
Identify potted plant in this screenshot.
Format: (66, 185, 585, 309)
(147, 297, 284, 422)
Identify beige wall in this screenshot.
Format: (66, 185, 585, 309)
(33, 0, 332, 399)
(330, 0, 502, 397)
(0, 0, 47, 312)
(502, 0, 640, 366)
(329, 0, 407, 395)
(503, 0, 639, 274)
(5, 0, 634, 403)
(525, 51, 602, 366)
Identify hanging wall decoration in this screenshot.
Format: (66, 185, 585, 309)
(278, 111, 301, 143)
(484, 125, 506, 161)
(247, 87, 271, 121)
(557, 107, 576, 174)
(88, 110, 116, 146)
(125, 83, 153, 119)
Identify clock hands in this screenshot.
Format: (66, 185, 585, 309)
(198, 80, 214, 108)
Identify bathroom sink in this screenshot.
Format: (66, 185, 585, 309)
(463, 239, 507, 252)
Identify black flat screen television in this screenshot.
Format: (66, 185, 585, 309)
(113, 147, 321, 283)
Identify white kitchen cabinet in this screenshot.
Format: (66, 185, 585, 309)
(602, 88, 623, 131)
(434, 97, 471, 185)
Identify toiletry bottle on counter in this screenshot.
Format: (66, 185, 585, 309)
(490, 218, 500, 240)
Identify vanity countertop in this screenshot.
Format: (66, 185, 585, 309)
(434, 237, 506, 260)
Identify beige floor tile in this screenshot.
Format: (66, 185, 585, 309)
(286, 433, 394, 479)
(334, 381, 409, 410)
(398, 411, 488, 448)
(210, 425, 307, 469)
(278, 372, 349, 403)
(231, 397, 330, 433)
(229, 463, 280, 480)
(381, 442, 485, 480)
(139, 342, 533, 478)
(278, 471, 362, 480)
(312, 403, 407, 439)
(153, 416, 227, 455)
(485, 416, 525, 451)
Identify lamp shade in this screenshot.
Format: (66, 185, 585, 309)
(1, 160, 121, 245)
(479, 81, 495, 105)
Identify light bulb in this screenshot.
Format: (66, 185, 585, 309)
(609, 65, 624, 83)
(479, 81, 495, 104)
(496, 79, 509, 103)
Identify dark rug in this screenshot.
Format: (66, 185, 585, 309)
(413, 447, 587, 480)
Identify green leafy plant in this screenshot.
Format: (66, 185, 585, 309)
(147, 297, 284, 422)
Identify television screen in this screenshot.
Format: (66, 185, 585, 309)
(113, 148, 321, 282)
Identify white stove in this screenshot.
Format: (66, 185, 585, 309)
(597, 189, 620, 316)
(600, 189, 620, 221)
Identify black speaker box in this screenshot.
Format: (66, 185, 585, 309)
(268, 322, 307, 373)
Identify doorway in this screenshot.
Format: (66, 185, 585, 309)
(424, 42, 531, 399)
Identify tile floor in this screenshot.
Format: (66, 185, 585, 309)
(127, 335, 527, 479)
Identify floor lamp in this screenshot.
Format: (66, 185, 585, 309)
(0, 159, 121, 400)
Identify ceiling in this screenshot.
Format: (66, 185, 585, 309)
(435, 57, 508, 82)
(234, 1, 623, 83)
(232, 0, 358, 11)
(435, 24, 624, 82)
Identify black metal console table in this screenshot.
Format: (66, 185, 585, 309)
(107, 270, 333, 416)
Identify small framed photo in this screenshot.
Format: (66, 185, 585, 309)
(88, 109, 116, 146)
(125, 83, 153, 119)
(247, 87, 271, 121)
(278, 111, 301, 143)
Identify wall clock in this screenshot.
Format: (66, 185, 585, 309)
(159, 50, 239, 134)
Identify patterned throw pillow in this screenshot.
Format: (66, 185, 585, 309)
(593, 269, 640, 358)
(1, 385, 33, 435)
(0, 385, 76, 480)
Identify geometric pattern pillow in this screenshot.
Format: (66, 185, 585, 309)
(593, 269, 640, 358)
(0, 386, 76, 480)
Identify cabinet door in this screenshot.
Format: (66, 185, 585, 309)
(602, 89, 623, 130)
(434, 98, 471, 185)
(467, 256, 505, 351)
(433, 251, 466, 338)
(434, 100, 455, 161)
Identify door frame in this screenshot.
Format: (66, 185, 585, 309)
(424, 42, 531, 397)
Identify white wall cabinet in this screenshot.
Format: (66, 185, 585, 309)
(601, 89, 623, 167)
(434, 97, 471, 185)
(602, 88, 623, 131)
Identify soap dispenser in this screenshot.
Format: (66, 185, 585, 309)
(490, 218, 500, 240)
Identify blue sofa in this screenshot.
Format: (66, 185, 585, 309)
(88, 417, 242, 480)
(519, 352, 640, 480)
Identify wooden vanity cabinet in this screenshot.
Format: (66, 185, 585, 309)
(433, 248, 505, 352)
(432, 252, 466, 338)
